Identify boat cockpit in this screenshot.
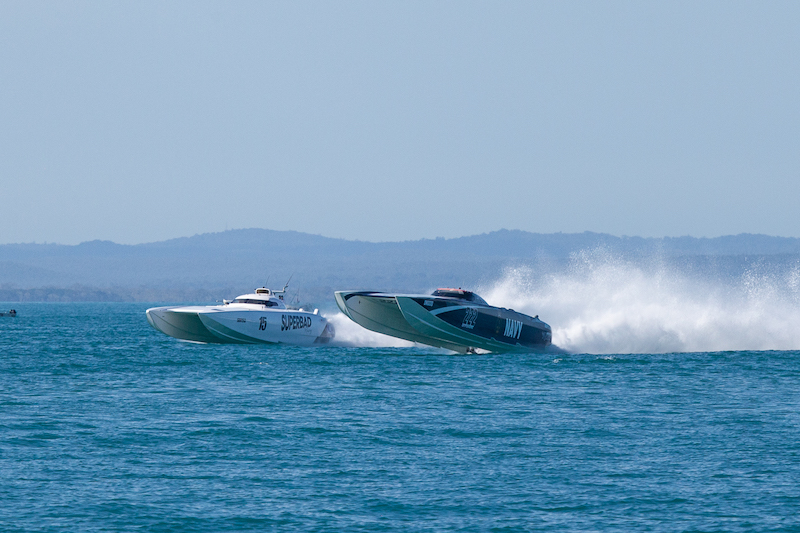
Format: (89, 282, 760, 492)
(431, 288, 488, 306)
(226, 288, 287, 308)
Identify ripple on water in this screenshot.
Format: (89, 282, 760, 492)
(1, 304, 799, 531)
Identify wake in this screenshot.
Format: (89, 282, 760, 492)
(481, 251, 800, 354)
(327, 311, 414, 348)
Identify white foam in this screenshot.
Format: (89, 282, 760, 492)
(325, 311, 414, 348)
(480, 251, 800, 354)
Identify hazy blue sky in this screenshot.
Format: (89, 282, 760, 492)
(1, 1, 798, 245)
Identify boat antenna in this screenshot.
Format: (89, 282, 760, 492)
(264, 276, 270, 288)
(282, 273, 293, 292)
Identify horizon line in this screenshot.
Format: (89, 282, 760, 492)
(2, 228, 799, 247)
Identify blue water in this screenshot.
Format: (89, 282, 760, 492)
(2, 303, 799, 532)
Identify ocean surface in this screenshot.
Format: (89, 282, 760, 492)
(2, 303, 800, 532)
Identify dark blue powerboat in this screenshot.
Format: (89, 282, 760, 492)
(335, 288, 551, 353)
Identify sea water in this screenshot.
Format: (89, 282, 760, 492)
(2, 302, 799, 532)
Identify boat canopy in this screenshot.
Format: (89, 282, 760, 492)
(232, 298, 282, 307)
(231, 288, 287, 308)
(431, 288, 488, 306)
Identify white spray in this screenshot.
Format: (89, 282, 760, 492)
(326, 311, 414, 348)
(480, 250, 800, 354)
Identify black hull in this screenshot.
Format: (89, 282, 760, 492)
(406, 297, 551, 351)
(336, 290, 551, 353)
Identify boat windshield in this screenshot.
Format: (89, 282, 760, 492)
(232, 298, 280, 307)
(431, 289, 488, 305)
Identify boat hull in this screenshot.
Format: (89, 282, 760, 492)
(146, 306, 334, 345)
(146, 307, 222, 343)
(335, 291, 551, 353)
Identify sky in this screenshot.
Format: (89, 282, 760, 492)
(1, 1, 798, 245)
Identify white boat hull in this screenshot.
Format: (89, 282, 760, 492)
(146, 306, 334, 346)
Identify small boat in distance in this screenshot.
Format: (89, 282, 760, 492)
(0, 309, 17, 317)
(146, 286, 334, 345)
(335, 288, 551, 353)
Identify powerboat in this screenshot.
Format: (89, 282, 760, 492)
(335, 288, 551, 353)
(146, 287, 334, 345)
(0, 309, 16, 317)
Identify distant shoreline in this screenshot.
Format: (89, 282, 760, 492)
(2, 229, 800, 303)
